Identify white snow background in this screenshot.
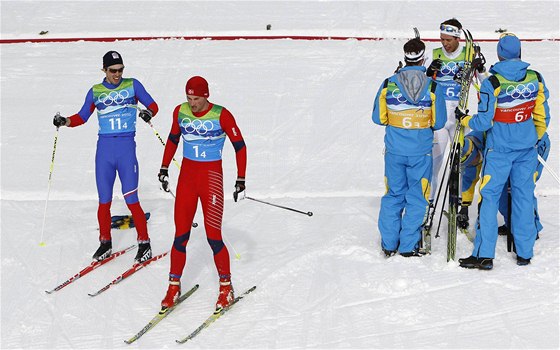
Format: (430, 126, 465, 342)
(1, 1, 559, 349)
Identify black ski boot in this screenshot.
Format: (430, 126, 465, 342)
(498, 225, 509, 236)
(516, 256, 531, 266)
(135, 241, 152, 263)
(92, 241, 112, 261)
(457, 206, 469, 229)
(459, 255, 493, 270)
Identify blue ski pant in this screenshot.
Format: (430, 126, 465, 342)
(473, 147, 537, 259)
(378, 153, 431, 253)
(498, 133, 550, 233)
(95, 136, 140, 205)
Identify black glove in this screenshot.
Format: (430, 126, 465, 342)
(233, 177, 246, 202)
(158, 167, 169, 192)
(536, 137, 548, 157)
(455, 107, 468, 121)
(426, 59, 443, 77)
(139, 109, 153, 123)
(472, 57, 486, 73)
(472, 48, 487, 73)
(457, 206, 469, 229)
(53, 113, 67, 127)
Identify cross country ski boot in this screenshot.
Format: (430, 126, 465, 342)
(458, 255, 493, 270)
(134, 241, 152, 263)
(215, 278, 234, 313)
(161, 277, 181, 311)
(457, 206, 469, 229)
(92, 240, 112, 261)
(498, 224, 510, 236)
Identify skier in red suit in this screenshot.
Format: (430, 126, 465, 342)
(158, 76, 247, 312)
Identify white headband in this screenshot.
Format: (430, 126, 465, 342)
(440, 24, 461, 38)
(404, 49, 425, 63)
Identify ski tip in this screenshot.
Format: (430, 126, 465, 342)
(45, 290, 53, 294)
(87, 293, 96, 297)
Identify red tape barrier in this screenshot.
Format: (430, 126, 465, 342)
(1, 35, 559, 44)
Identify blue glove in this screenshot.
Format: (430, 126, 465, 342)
(536, 137, 549, 157)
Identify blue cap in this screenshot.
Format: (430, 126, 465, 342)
(497, 35, 521, 59)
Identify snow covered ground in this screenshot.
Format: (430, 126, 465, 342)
(1, 1, 559, 349)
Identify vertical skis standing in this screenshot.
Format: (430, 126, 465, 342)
(447, 29, 476, 261)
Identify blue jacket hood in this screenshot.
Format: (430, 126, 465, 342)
(490, 59, 531, 82)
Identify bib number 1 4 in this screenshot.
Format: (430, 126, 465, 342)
(193, 145, 206, 158)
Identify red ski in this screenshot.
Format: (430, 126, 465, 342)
(45, 245, 136, 294)
(88, 251, 169, 297)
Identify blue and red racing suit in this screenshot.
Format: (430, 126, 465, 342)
(67, 77, 158, 243)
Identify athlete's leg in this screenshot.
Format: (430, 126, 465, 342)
(510, 148, 538, 259)
(199, 164, 231, 280)
(95, 139, 117, 242)
(379, 153, 407, 252)
(115, 138, 148, 241)
(430, 128, 449, 202)
(169, 160, 199, 279)
(399, 154, 432, 253)
(473, 150, 511, 258)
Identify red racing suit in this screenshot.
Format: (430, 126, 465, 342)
(161, 102, 246, 280)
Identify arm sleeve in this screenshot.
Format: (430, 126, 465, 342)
(465, 77, 498, 132)
(372, 79, 389, 126)
(532, 73, 550, 139)
(431, 82, 447, 130)
(68, 88, 95, 127)
(220, 108, 247, 178)
(133, 79, 159, 117)
(161, 105, 181, 168)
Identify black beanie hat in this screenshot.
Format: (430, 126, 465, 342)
(103, 51, 124, 68)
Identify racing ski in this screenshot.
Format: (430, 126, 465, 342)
(176, 285, 257, 344)
(45, 245, 135, 294)
(443, 210, 474, 242)
(447, 29, 479, 261)
(124, 284, 200, 344)
(88, 251, 169, 297)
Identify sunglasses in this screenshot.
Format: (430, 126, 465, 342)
(107, 67, 124, 73)
(440, 24, 459, 33)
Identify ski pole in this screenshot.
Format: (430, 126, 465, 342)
(147, 121, 181, 170)
(538, 154, 560, 184)
(39, 123, 61, 246)
(243, 194, 313, 217)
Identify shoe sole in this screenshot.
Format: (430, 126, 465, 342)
(459, 262, 493, 270)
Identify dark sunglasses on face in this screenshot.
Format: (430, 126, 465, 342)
(107, 67, 124, 73)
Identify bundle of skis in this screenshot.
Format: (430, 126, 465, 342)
(420, 29, 484, 261)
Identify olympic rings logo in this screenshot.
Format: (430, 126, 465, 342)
(391, 88, 407, 103)
(505, 83, 537, 99)
(98, 90, 130, 106)
(439, 62, 459, 76)
(181, 117, 215, 135)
